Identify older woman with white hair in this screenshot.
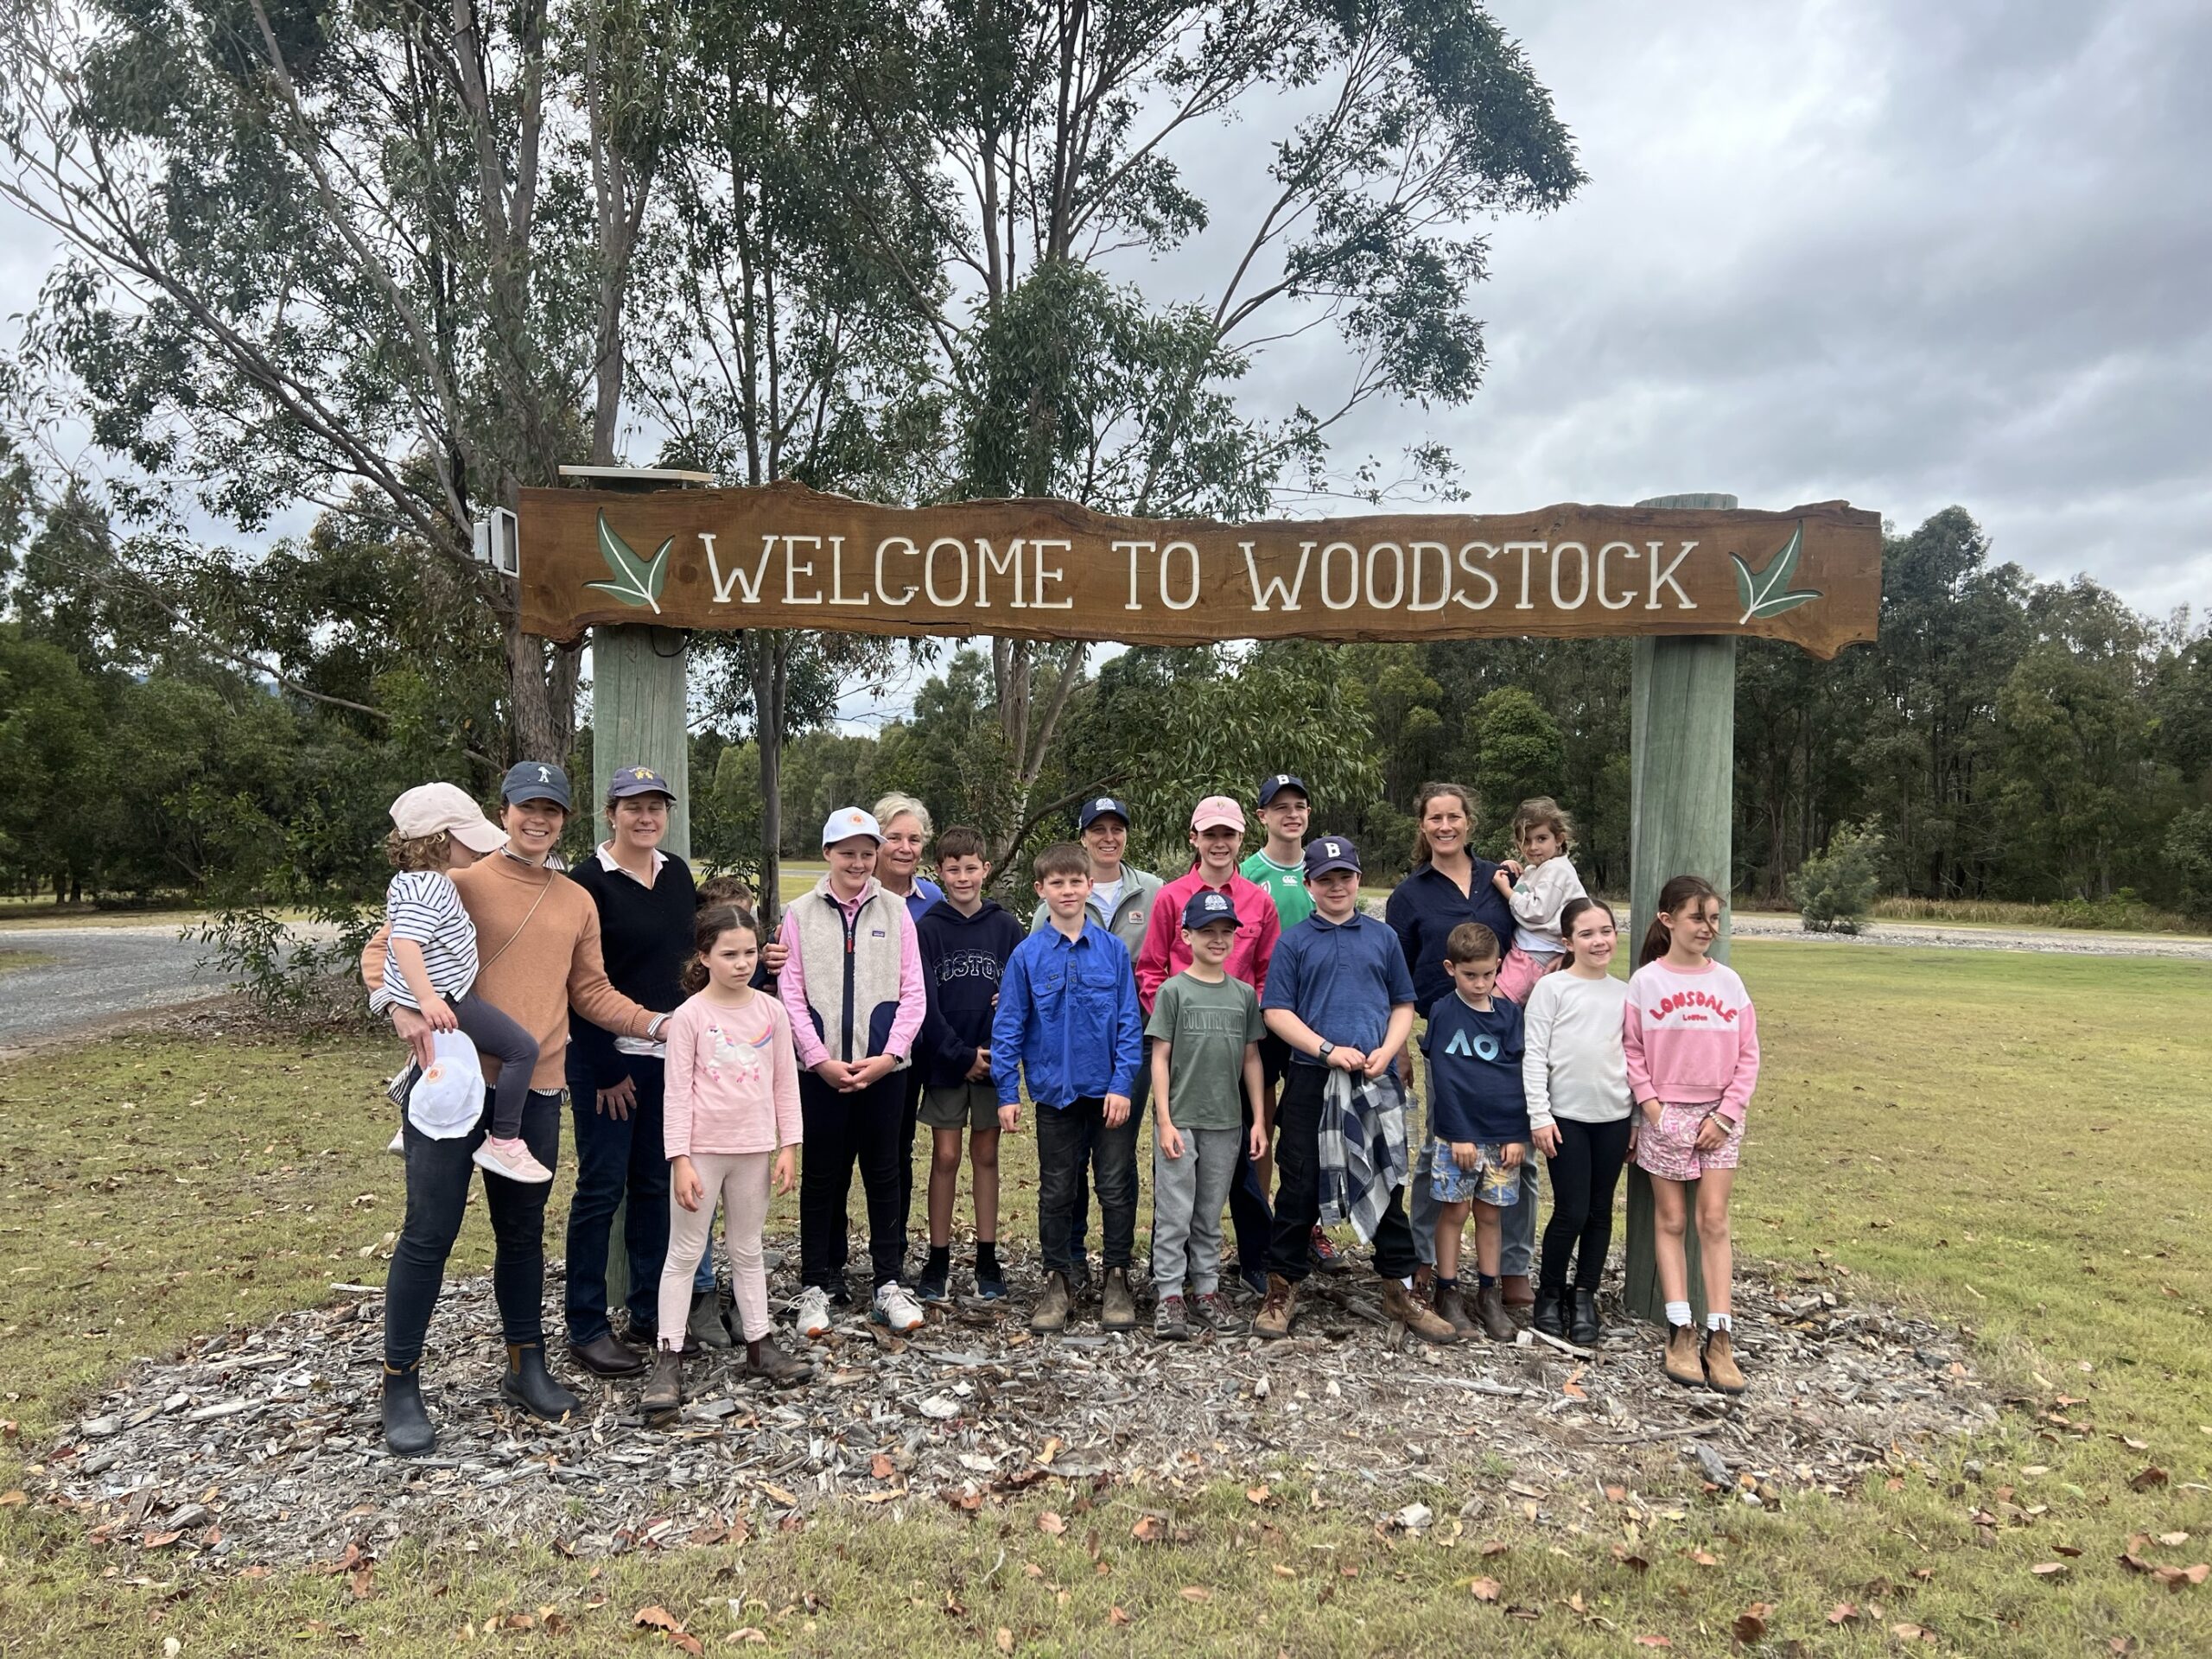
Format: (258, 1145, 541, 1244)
(869, 793, 944, 1268)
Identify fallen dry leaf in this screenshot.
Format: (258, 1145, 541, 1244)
(1827, 1603, 1862, 1625)
(2129, 1466, 2170, 1492)
(2030, 1562, 2069, 1578)
(1130, 1515, 1165, 1543)
(995, 1627, 1014, 1655)
(1272, 1564, 1297, 1580)
(1480, 1540, 1510, 1557)
(1179, 1586, 1211, 1603)
(760, 1484, 798, 1507)
(1732, 1601, 1771, 1643)
(0, 1491, 25, 1508)
(1632, 1639, 1672, 1650)
(1037, 1511, 1066, 1536)
(1690, 1549, 1721, 1567)
(1891, 1623, 1935, 1644)
(1470, 1577, 1502, 1603)
(1245, 1484, 1273, 1507)
(1107, 1606, 1131, 1627)
(2159, 1532, 2191, 1547)
(869, 1453, 895, 1480)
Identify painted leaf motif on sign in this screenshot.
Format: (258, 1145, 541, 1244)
(587, 511, 671, 614)
(1731, 520, 1823, 624)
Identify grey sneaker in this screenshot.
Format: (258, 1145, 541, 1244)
(872, 1281, 925, 1335)
(1154, 1294, 1191, 1341)
(794, 1286, 834, 1340)
(1193, 1290, 1243, 1332)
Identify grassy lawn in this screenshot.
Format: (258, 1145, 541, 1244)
(0, 948, 55, 977)
(2, 943, 2210, 1654)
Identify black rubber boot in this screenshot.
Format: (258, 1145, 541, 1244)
(381, 1361, 435, 1457)
(1569, 1288, 1604, 1347)
(1532, 1288, 1568, 1340)
(499, 1341, 581, 1422)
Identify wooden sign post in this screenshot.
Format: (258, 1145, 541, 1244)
(530, 478, 1880, 1330)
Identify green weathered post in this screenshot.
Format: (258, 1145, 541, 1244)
(567, 466, 704, 1323)
(1621, 492, 1737, 1327)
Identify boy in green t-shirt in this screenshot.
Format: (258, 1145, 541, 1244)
(1241, 773, 1313, 929)
(1147, 888, 1268, 1339)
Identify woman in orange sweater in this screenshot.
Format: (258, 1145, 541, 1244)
(362, 763, 669, 1457)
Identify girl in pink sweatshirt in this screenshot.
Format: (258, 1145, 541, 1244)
(1624, 874, 1760, 1397)
(645, 906, 812, 1414)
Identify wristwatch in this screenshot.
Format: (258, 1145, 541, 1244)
(1317, 1040, 1336, 1062)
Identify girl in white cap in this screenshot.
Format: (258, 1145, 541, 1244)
(375, 783, 552, 1184)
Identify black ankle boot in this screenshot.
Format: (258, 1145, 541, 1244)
(499, 1341, 581, 1422)
(381, 1360, 435, 1456)
(1569, 1287, 1603, 1346)
(1531, 1288, 1567, 1339)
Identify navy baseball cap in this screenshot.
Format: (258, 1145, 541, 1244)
(1303, 835, 1360, 878)
(501, 760, 573, 810)
(607, 764, 677, 801)
(1181, 888, 1239, 930)
(1257, 773, 1309, 806)
(1078, 795, 1132, 830)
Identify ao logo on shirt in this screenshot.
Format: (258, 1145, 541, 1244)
(1445, 1027, 1501, 1062)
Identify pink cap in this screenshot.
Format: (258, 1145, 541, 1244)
(1190, 796, 1247, 834)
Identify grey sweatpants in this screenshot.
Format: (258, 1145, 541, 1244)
(1151, 1128, 1243, 1296)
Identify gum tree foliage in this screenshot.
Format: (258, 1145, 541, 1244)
(1, 0, 683, 761)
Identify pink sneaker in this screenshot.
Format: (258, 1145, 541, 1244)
(472, 1135, 553, 1184)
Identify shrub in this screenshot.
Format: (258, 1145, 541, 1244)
(1789, 821, 1885, 934)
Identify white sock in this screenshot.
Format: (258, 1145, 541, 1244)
(1707, 1311, 1732, 1332)
(1402, 1276, 1415, 1289)
(1664, 1300, 1693, 1328)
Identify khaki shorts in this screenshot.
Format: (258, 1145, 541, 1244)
(921, 1082, 1002, 1132)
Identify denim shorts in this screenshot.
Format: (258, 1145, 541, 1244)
(1427, 1137, 1523, 1206)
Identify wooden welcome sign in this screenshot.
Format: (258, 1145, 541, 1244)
(518, 480, 1881, 658)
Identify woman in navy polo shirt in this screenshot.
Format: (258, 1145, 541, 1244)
(1382, 782, 1535, 1305)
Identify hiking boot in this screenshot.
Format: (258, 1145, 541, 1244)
(688, 1288, 733, 1351)
(1253, 1273, 1298, 1340)
(472, 1135, 554, 1184)
(1154, 1294, 1191, 1341)
(743, 1336, 814, 1387)
(1308, 1225, 1348, 1273)
(1701, 1326, 1745, 1395)
(380, 1361, 435, 1457)
(499, 1342, 580, 1422)
(1501, 1272, 1534, 1308)
(1235, 1262, 1270, 1298)
(1433, 1281, 1478, 1337)
(1194, 1290, 1243, 1333)
(872, 1281, 925, 1335)
(1662, 1322, 1705, 1389)
(568, 1330, 646, 1377)
(639, 1347, 683, 1418)
(1473, 1281, 1517, 1341)
(1569, 1288, 1603, 1347)
(1532, 1288, 1567, 1340)
(1029, 1271, 1073, 1334)
(1100, 1267, 1137, 1332)
(917, 1254, 951, 1304)
(794, 1286, 834, 1340)
(1382, 1278, 1460, 1344)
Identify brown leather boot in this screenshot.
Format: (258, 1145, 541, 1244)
(1662, 1321, 1704, 1389)
(1253, 1273, 1298, 1340)
(1474, 1281, 1517, 1341)
(742, 1335, 815, 1388)
(639, 1347, 683, 1417)
(1701, 1325, 1745, 1395)
(1100, 1267, 1137, 1332)
(1500, 1273, 1535, 1307)
(1433, 1281, 1477, 1336)
(1028, 1270, 1073, 1334)
(1382, 1278, 1460, 1344)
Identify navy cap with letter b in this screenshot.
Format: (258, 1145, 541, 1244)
(501, 760, 573, 810)
(1257, 772, 1309, 806)
(1078, 795, 1132, 830)
(1302, 835, 1360, 878)
(1181, 888, 1239, 929)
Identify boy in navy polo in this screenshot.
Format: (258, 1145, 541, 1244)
(1419, 923, 1528, 1341)
(1256, 836, 1458, 1344)
(992, 842, 1145, 1334)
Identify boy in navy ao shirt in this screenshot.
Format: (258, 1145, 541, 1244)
(1420, 922, 1529, 1341)
(993, 842, 1145, 1336)
(1256, 836, 1458, 1344)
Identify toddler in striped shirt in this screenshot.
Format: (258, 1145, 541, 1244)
(375, 783, 551, 1184)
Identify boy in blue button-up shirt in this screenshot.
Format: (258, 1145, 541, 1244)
(993, 842, 1145, 1334)
(1257, 836, 1459, 1344)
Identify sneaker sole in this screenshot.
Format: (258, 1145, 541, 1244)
(470, 1153, 553, 1184)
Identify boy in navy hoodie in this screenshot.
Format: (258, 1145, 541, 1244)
(914, 825, 1027, 1303)
(993, 842, 1145, 1334)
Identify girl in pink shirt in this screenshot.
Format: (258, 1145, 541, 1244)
(645, 906, 812, 1414)
(1624, 874, 1760, 1398)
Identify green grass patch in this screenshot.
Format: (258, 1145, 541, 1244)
(3, 945, 2211, 1653)
(0, 949, 54, 978)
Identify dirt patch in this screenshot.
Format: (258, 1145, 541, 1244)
(35, 1245, 1994, 1570)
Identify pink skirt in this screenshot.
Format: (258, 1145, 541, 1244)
(1497, 944, 1560, 1005)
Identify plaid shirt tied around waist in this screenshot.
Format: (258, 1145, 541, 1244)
(1317, 1068, 1411, 1244)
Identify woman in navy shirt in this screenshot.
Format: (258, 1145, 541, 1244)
(1382, 783, 1534, 1302)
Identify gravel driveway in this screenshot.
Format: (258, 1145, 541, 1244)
(1729, 911, 2212, 961)
(0, 924, 237, 1045)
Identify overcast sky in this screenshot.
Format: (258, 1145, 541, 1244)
(3, 0, 2205, 683)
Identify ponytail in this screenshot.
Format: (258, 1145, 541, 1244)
(1556, 896, 1610, 969)
(1639, 874, 1721, 968)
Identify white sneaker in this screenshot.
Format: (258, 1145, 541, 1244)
(471, 1135, 554, 1184)
(795, 1286, 834, 1341)
(387, 1127, 406, 1155)
(872, 1281, 925, 1335)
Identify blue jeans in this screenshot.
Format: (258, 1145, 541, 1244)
(564, 1056, 671, 1343)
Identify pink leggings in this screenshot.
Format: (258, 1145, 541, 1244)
(1496, 944, 1560, 1006)
(658, 1151, 772, 1349)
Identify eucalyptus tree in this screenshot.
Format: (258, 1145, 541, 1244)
(0, 0, 682, 760)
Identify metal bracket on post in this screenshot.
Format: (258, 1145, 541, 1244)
(1621, 492, 1738, 1329)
